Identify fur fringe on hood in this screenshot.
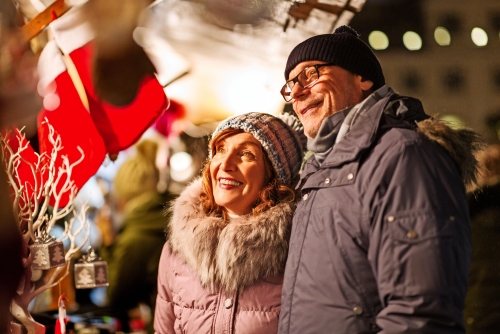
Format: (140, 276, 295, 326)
(384, 95, 484, 191)
(167, 178, 294, 292)
(417, 118, 485, 190)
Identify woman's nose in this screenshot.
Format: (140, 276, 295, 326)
(220, 153, 237, 171)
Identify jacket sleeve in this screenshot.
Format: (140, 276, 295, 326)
(368, 138, 471, 333)
(154, 243, 177, 334)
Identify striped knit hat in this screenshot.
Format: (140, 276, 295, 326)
(285, 25, 385, 89)
(211, 112, 306, 185)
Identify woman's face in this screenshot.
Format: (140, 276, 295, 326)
(210, 132, 268, 216)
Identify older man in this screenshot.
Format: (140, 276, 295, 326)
(278, 26, 482, 333)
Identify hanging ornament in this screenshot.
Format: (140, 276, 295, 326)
(74, 247, 109, 289)
(67, 42, 168, 155)
(37, 40, 107, 208)
(30, 228, 66, 271)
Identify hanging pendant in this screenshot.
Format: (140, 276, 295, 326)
(30, 228, 66, 270)
(74, 246, 109, 289)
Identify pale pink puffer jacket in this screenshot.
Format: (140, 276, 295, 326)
(154, 179, 294, 334)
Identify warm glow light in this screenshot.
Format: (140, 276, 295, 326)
(368, 31, 389, 50)
(434, 27, 451, 46)
(403, 31, 422, 50)
(219, 68, 283, 115)
(471, 27, 488, 46)
(170, 152, 194, 182)
(170, 152, 193, 171)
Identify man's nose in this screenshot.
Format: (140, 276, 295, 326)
(290, 82, 307, 100)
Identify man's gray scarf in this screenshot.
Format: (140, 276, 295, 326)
(308, 85, 393, 165)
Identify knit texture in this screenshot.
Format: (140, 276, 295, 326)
(285, 25, 385, 89)
(211, 112, 305, 185)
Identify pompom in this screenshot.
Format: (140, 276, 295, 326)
(333, 25, 360, 38)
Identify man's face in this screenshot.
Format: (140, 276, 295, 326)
(288, 61, 371, 138)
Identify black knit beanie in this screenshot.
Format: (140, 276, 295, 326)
(284, 26, 385, 90)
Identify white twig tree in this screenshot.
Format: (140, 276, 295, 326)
(0, 119, 91, 334)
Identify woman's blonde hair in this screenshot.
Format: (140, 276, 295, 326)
(200, 128, 296, 221)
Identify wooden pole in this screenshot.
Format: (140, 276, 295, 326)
(19, 0, 71, 44)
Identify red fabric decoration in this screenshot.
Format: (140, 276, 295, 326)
(37, 70, 107, 207)
(68, 42, 168, 154)
(1, 129, 43, 215)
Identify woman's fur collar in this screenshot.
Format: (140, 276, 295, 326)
(168, 178, 294, 292)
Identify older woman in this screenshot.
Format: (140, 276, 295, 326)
(154, 112, 305, 334)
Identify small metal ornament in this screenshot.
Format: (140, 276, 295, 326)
(30, 228, 66, 270)
(74, 247, 109, 289)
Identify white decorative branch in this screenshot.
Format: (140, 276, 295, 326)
(0, 119, 91, 334)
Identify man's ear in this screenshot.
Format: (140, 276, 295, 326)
(360, 77, 374, 91)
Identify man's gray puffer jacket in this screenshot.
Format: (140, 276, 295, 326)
(278, 91, 482, 334)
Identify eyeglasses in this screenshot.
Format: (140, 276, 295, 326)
(280, 63, 336, 102)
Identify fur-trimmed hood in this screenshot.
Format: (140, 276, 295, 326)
(416, 118, 484, 190)
(382, 95, 484, 190)
(167, 178, 294, 292)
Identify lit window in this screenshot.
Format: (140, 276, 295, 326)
(434, 27, 451, 46)
(471, 27, 488, 46)
(403, 31, 422, 50)
(368, 31, 389, 50)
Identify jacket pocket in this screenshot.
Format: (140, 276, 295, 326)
(386, 212, 462, 296)
(389, 212, 456, 243)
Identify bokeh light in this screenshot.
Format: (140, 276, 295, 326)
(439, 114, 466, 130)
(403, 31, 422, 50)
(368, 31, 389, 50)
(434, 27, 451, 46)
(170, 151, 195, 182)
(471, 27, 488, 46)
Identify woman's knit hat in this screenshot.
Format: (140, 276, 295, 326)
(284, 25, 385, 89)
(211, 112, 306, 186)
